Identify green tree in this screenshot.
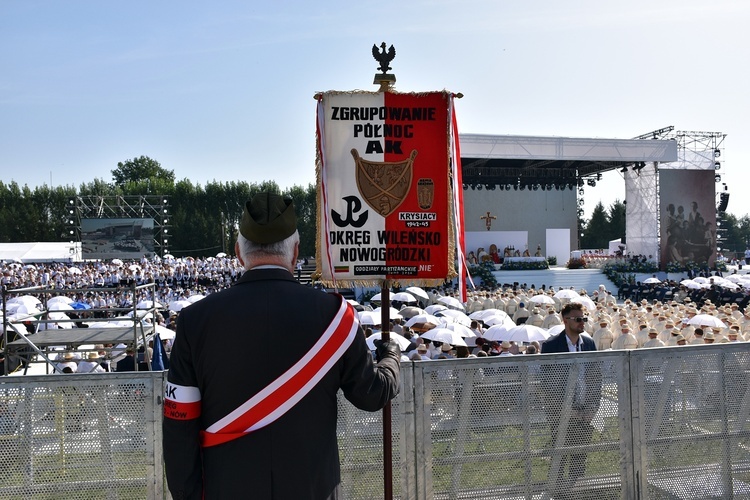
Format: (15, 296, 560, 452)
(581, 202, 610, 249)
(112, 156, 175, 189)
(607, 200, 626, 243)
(283, 184, 317, 258)
(79, 178, 118, 197)
(169, 179, 216, 257)
(0, 182, 29, 241)
(718, 213, 750, 259)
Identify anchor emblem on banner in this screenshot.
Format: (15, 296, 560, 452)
(351, 148, 417, 217)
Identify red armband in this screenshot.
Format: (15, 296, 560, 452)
(164, 382, 201, 420)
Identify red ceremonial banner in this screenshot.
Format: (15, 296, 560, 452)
(316, 91, 463, 287)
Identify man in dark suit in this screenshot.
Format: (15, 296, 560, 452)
(541, 302, 602, 485)
(163, 192, 401, 500)
(115, 348, 135, 372)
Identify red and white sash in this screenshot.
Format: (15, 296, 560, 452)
(200, 297, 358, 447)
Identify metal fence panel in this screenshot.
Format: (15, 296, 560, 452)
(3, 347, 750, 500)
(337, 365, 409, 500)
(410, 352, 631, 499)
(630, 344, 750, 500)
(0, 372, 164, 500)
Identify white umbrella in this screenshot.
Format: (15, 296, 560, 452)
(8, 303, 42, 316)
(391, 292, 417, 303)
(48, 296, 73, 306)
(505, 324, 551, 343)
(216, 252, 227, 258)
(372, 307, 402, 320)
(8, 312, 41, 323)
(168, 300, 192, 312)
(46, 311, 73, 329)
(366, 331, 411, 351)
(688, 314, 727, 329)
(136, 300, 163, 310)
(47, 302, 74, 312)
(529, 294, 555, 305)
(718, 281, 740, 290)
(693, 277, 710, 284)
(163, 254, 175, 260)
(8, 295, 42, 307)
(398, 306, 424, 319)
(547, 324, 565, 336)
(681, 280, 704, 290)
(346, 299, 365, 311)
(483, 324, 513, 341)
(126, 309, 154, 319)
(436, 309, 472, 326)
(420, 328, 468, 347)
(437, 296, 465, 311)
(442, 322, 476, 338)
(570, 295, 597, 312)
(68, 267, 82, 275)
(91, 321, 119, 328)
(425, 304, 448, 315)
(154, 324, 176, 340)
(404, 313, 442, 328)
(469, 309, 508, 320)
(369, 292, 382, 303)
(129, 264, 141, 271)
(111, 258, 123, 266)
(358, 311, 381, 326)
(91, 316, 136, 328)
(405, 286, 429, 302)
(554, 289, 580, 300)
(643, 277, 661, 284)
(482, 313, 515, 328)
(186, 294, 205, 303)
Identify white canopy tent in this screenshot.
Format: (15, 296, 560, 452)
(0, 242, 81, 263)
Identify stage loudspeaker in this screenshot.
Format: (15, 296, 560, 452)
(718, 192, 730, 212)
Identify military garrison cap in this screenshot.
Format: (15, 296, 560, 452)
(240, 192, 297, 244)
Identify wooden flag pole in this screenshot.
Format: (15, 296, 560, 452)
(380, 280, 393, 500)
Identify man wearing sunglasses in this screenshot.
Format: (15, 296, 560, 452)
(540, 302, 602, 486)
(542, 303, 596, 354)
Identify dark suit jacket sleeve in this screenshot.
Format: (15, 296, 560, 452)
(582, 336, 597, 352)
(541, 332, 568, 354)
(163, 318, 204, 500)
(338, 326, 400, 411)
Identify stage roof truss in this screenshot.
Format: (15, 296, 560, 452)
(459, 133, 678, 186)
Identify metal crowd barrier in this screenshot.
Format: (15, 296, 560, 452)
(1, 344, 749, 499)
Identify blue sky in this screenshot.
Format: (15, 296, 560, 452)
(2, 1, 749, 218)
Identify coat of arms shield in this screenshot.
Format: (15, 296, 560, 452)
(351, 149, 417, 217)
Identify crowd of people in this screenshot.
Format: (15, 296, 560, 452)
(359, 281, 750, 362)
(1, 256, 246, 374)
(3, 255, 749, 374)
(1, 255, 244, 304)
